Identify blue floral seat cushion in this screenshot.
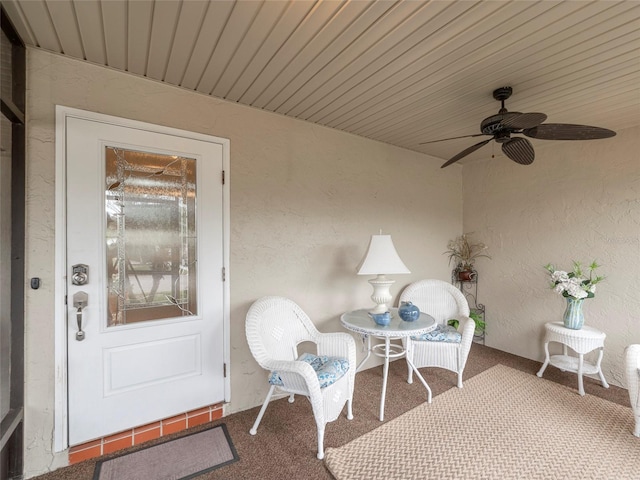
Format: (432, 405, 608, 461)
(269, 352, 350, 389)
(412, 324, 462, 343)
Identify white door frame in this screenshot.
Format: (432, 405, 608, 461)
(53, 106, 231, 452)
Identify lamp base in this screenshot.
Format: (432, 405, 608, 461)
(368, 275, 394, 314)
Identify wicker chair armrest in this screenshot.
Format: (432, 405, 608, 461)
(263, 358, 323, 397)
(453, 316, 476, 369)
(625, 345, 640, 409)
(455, 315, 476, 339)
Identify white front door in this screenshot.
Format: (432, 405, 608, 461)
(64, 112, 228, 446)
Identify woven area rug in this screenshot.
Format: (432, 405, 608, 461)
(325, 365, 639, 480)
(94, 424, 238, 480)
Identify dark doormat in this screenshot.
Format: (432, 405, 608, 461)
(93, 423, 239, 480)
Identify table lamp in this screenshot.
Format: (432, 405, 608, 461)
(357, 234, 410, 314)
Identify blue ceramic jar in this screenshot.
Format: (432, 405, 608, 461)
(398, 301, 420, 322)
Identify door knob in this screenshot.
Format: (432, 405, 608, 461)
(73, 291, 88, 341)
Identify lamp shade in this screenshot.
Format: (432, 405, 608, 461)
(357, 234, 411, 275)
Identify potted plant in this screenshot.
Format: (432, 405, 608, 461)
(444, 233, 491, 281)
(448, 310, 485, 335)
(543, 260, 605, 329)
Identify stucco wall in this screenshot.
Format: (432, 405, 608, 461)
(24, 49, 462, 476)
(463, 126, 640, 386)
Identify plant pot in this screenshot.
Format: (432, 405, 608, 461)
(563, 297, 585, 330)
(457, 270, 476, 281)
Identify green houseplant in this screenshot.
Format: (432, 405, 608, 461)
(448, 310, 485, 334)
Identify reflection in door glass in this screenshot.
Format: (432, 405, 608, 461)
(105, 147, 197, 326)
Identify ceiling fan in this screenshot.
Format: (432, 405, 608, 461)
(421, 87, 616, 168)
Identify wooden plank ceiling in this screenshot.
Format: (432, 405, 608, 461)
(4, 0, 640, 165)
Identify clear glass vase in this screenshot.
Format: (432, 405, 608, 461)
(563, 297, 585, 330)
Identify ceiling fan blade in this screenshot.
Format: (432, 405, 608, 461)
(523, 124, 616, 140)
(502, 137, 534, 165)
(419, 133, 488, 145)
(441, 138, 492, 168)
(500, 112, 547, 130)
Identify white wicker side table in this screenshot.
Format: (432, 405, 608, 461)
(536, 322, 609, 396)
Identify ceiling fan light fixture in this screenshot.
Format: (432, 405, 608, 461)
(495, 131, 511, 144)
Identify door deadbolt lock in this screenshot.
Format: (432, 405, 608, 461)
(72, 264, 89, 285)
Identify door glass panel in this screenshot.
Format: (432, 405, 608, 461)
(105, 147, 197, 326)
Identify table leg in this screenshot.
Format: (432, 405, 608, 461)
(577, 353, 585, 396)
(379, 337, 391, 421)
(355, 334, 372, 372)
(595, 348, 610, 389)
(406, 356, 432, 403)
(536, 341, 550, 377)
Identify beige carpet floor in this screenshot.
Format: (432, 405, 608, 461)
(33, 345, 633, 480)
(325, 364, 639, 480)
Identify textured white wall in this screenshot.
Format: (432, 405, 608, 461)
(463, 126, 640, 387)
(24, 49, 462, 476)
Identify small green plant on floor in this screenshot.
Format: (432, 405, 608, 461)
(448, 310, 485, 333)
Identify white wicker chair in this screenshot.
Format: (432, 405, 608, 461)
(625, 344, 640, 437)
(399, 279, 475, 388)
(245, 296, 356, 459)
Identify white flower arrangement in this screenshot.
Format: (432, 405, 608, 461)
(544, 261, 604, 300)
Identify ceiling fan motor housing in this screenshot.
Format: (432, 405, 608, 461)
(494, 131, 512, 143)
(480, 112, 521, 135)
(481, 87, 518, 135)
